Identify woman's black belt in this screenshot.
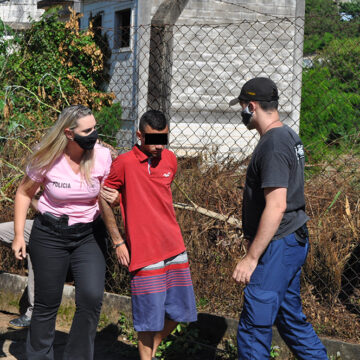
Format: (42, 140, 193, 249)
(37, 212, 102, 235)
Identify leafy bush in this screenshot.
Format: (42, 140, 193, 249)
(303, 32, 334, 55)
(94, 102, 122, 146)
(300, 37, 360, 157)
(304, 0, 342, 54)
(300, 67, 360, 146)
(321, 37, 360, 93)
(0, 19, 21, 57)
(1, 7, 115, 133)
(339, 0, 360, 20)
(304, 0, 360, 54)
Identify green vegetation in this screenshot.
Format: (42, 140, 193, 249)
(117, 313, 137, 344)
(300, 1, 360, 156)
(196, 296, 209, 309)
(300, 64, 360, 147)
(304, 0, 360, 54)
(339, 0, 360, 20)
(94, 102, 122, 146)
(0, 7, 121, 140)
(304, 0, 340, 54)
(56, 303, 76, 326)
(155, 323, 206, 359)
(98, 312, 111, 330)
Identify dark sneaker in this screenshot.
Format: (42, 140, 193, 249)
(9, 314, 31, 329)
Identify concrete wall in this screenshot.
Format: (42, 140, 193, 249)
(165, 0, 305, 159)
(0, 0, 43, 29)
(136, 0, 305, 160)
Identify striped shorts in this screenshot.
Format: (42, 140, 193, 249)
(130, 251, 198, 332)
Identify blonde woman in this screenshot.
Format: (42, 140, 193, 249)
(12, 105, 117, 360)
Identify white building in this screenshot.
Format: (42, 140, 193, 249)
(79, 0, 305, 159)
(0, 0, 43, 29)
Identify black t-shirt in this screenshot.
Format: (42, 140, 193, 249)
(242, 125, 309, 240)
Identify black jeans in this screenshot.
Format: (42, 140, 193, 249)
(26, 213, 107, 360)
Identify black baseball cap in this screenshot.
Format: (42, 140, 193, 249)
(229, 77, 279, 106)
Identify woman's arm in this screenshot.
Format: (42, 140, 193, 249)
(12, 176, 41, 260)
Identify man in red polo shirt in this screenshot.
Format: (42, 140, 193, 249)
(100, 110, 197, 360)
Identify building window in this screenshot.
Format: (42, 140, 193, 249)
(114, 9, 131, 49)
(92, 12, 103, 38)
(90, 12, 103, 40)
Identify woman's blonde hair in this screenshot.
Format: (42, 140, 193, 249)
(25, 105, 95, 186)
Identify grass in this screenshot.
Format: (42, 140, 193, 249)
(56, 303, 76, 329)
(0, 291, 22, 314)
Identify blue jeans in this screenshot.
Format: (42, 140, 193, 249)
(26, 213, 107, 360)
(237, 232, 328, 360)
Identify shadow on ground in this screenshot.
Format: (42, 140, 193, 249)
(0, 311, 233, 360)
(151, 313, 231, 360)
(0, 314, 138, 360)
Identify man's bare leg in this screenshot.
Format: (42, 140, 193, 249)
(138, 331, 154, 360)
(152, 319, 178, 358)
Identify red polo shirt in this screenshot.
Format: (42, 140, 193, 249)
(104, 145, 186, 271)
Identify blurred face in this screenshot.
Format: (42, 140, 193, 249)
(136, 124, 169, 158)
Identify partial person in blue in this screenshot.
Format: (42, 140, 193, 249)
(229, 77, 328, 359)
(0, 220, 34, 328)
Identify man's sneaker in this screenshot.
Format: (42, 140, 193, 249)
(9, 314, 31, 329)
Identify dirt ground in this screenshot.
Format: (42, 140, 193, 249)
(0, 310, 138, 360)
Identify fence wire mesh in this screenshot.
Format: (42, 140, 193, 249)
(0, 1, 359, 343)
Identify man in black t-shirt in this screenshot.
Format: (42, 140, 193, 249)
(230, 78, 328, 359)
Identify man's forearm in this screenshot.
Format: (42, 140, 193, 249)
(247, 205, 284, 261)
(99, 197, 124, 245)
(233, 188, 286, 284)
(232, 205, 283, 284)
(247, 187, 287, 261)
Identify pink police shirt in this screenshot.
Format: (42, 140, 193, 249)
(27, 143, 112, 225)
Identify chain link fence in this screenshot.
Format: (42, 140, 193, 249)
(0, 1, 359, 343)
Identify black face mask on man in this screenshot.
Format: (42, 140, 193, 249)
(241, 106, 253, 127)
(74, 129, 98, 150)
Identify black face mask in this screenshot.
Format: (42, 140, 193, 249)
(241, 106, 253, 127)
(73, 129, 98, 150)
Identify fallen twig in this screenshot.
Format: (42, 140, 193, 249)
(173, 202, 241, 227)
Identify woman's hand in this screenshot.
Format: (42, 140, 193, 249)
(12, 235, 27, 260)
(100, 186, 119, 206)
